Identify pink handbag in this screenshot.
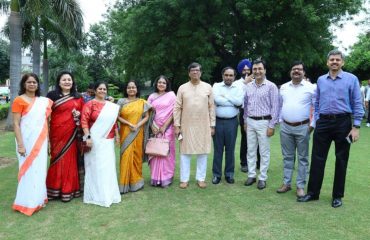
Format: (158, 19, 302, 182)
(145, 134, 170, 157)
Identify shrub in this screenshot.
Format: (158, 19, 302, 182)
(0, 103, 9, 120)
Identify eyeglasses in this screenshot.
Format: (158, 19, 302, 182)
(291, 68, 304, 71)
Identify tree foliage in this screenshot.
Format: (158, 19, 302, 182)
(0, 39, 10, 82)
(107, 0, 364, 89)
(345, 33, 370, 80)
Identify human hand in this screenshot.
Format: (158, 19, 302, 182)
(108, 96, 114, 102)
(175, 126, 181, 137)
(266, 128, 275, 137)
(151, 125, 159, 135)
(72, 109, 80, 118)
(348, 128, 360, 143)
(18, 145, 26, 157)
(86, 139, 93, 147)
(211, 127, 215, 136)
(130, 125, 138, 132)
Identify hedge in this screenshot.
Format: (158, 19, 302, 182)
(0, 103, 9, 120)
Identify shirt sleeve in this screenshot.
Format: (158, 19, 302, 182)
(81, 101, 92, 129)
(173, 86, 183, 127)
(351, 77, 365, 126)
(12, 97, 25, 113)
(269, 84, 280, 129)
(208, 85, 216, 127)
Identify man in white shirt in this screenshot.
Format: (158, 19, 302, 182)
(212, 67, 244, 184)
(277, 61, 315, 197)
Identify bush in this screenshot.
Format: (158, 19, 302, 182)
(0, 103, 9, 120)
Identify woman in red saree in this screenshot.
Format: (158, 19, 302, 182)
(46, 71, 84, 202)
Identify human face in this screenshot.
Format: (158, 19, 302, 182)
(252, 63, 266, 81)
(327, 54, 344, 72)
(156, 78, 167, 93)
(188, 67, 202, 81)
(127, 82, 138, 97)
(222, 69, 235, 86)
(86, 88, 95, 97)
(59, 74, 73, 92)
(242, 65, 251, 78)
(24, 77, 38, 93)
(95, 84, 107, 99)
(290, 64, 305, 82)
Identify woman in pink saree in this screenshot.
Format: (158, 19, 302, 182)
(147, 76, 176, 187)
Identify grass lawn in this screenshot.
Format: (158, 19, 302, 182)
(0, 125, 369, 240)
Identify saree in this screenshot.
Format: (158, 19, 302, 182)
(147, 92, 176, 187)
(46, 93, 84, 201)
(118, 98, 151, 193)
(12, 96, 53, 216)
(82, 101, 121, 207)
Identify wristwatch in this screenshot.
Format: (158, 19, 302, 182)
(353, 125, 360, 129)
(83, 134, 91, 141)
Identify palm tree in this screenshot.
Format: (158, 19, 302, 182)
(0, 0, 24, 130)
(0, 0, 83, 129)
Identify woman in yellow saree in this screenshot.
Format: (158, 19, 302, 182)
(117, 80, 151, 194)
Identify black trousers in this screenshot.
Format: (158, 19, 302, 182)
(239, 108, 260, 168)
(367, 103, 370, 123)
(212, 117, 238, 177)
(307, 115, 352, 198)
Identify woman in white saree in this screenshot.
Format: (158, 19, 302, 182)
(12, 73, 53, 216)
(81, 82, 121, 207)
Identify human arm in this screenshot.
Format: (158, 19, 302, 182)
(208, 85, 216, 135)
(268, 84, 279, 134)
(13, 112, 26, 156)
(173, 87, 182, 137)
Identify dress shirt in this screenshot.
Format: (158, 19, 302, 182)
(314, 70, 364, 126)
(213, 81, 244, 118)
(279, 80, 316, 127)
(233, 78, 248, 108)
(365, 86, 370, 101)
(243, 79, 279, 128)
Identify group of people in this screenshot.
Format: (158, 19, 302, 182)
(11, 49, 363, 216)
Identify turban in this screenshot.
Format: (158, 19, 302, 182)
(237, 59, 252, 74)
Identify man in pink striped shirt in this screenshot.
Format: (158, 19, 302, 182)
(243, 59, 279, 189)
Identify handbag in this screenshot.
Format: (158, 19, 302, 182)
(145, 133, 170, 157)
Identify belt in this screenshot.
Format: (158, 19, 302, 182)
(216, 116, 237, 120)
(283, 119, 310, 127)
(249, 115, 272, 120)
(319, 113, 350, 119)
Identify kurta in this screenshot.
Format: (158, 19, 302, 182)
(173, 81, 215, 154)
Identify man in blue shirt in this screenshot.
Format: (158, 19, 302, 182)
(212, 67, 244, 184)
(298, 50, 364, 208)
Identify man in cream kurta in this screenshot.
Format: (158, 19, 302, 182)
(174, 62, 216, 189)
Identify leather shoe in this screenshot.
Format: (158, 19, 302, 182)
(241, 165, 248, 173)
(225, 177, 235, 184)
(276, 184, 291, 193)
(197, 181, 207, 189)
(179, 182, 188, 189)
(297, 194, 319, 202)
(244, 177, 256, 186)
(257, 180, 266, 190)
(212, 176, 221, 184)
(296, 188, 305, 197)
(332, 198, 342, 208)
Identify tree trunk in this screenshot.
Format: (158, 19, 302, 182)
(32, 39, 41, 76)
(42, 37, 49, 95)
(5, 11, 22, 131)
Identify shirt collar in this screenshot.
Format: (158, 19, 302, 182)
(288, 79, 305, 86)
(325, 70, 344, 80)
(221, 81, 236, 88)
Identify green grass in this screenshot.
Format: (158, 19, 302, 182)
(1, 125, 370, 240)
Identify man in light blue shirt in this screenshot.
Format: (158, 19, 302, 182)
(298, 50, 364, 208)
(212, 67, 244, 184)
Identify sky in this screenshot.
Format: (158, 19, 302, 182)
(0, 0, 368, 53)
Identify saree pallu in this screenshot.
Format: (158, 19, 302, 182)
(46, 94, 83, 201)
(118, 98, 151, 193)
(13, 97, 53, 216)
(83, 101, 121, 207)
(148, 92, 176, 187)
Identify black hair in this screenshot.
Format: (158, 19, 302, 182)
(54, 70, 80, 98)
(221, 67, 236, 76)
(19, 73, 41, 96)
(153, 75, 171, 93)
(252, 59, 266, 69)
(290, 60, 306, 72)
(188, 62, 202, 72)
(94, 81, 109, 91)
(123, 80, 140, 98)
(87, 83, 95, 89)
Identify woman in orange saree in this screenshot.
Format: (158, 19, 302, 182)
(117, 80, 151, 194)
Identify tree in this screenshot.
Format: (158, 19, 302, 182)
(345, 33, 370, 80)
(107, 0, 364, 90)
(0, 0, 24, 130)
(0, 38, 10, 82)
